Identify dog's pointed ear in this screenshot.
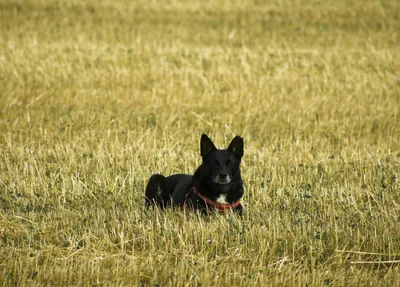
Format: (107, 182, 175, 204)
(200, 134, 216, 158)
(227, 135, 244, 159)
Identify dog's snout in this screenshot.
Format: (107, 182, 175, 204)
(212, 173, 231, 184)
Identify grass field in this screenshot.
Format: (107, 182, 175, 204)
(1, 0, 400, 285)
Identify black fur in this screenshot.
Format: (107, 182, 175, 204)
(145, 134, 244, 214)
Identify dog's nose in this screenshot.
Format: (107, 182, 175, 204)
(219, 174, 228, 179)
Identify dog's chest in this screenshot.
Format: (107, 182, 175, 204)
(216, 194, 228, 204)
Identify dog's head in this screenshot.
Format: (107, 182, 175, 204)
(200, 134, 244, 185)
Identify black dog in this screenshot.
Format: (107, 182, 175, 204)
(145, 134, 244, 214)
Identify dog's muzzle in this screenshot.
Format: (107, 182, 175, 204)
(213, 174, 231, 184)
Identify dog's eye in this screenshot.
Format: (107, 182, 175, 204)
(226, 160, 231, 166)
(214, 160, 220, 166)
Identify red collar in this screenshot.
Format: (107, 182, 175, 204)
(184, 187, 241, 212)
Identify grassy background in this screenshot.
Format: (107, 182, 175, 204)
(1, 0, 400, 285)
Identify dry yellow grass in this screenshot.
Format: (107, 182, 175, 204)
(1, 0, 400, 285)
